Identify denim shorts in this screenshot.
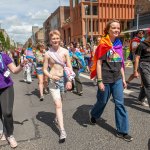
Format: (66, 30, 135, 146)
(49, 77, 65, 101)
(36, 68, 43, 75)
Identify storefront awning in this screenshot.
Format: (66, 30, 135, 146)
(122, 24, 150, 34)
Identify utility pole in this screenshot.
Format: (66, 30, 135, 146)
(136, 5, 141, 30)
(85, 5, 88, 44)
(90, 0, 93, 48)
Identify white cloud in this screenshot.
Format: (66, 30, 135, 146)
(4, 15, 22, 26)
(27, 9, 50, 20)
(8, 25, 32, 34)
(0, 0, 70, 44)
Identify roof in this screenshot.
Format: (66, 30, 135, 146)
(122, 24, 150, 34)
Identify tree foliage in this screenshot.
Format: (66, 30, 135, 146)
(0, 31, 5, 48)
(5, 36, 10, 50)
(0, 31, 11, 51)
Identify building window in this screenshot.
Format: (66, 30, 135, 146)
(96, 20, 98, 32)
(84, 5, 98, 15)
(93, 6, 98, 15)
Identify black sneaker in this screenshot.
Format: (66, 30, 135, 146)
(78, 91, 83, 96)
(116, 132, 133, 142)
(89, 110, 96, 124)
(40, 96, 44, 101)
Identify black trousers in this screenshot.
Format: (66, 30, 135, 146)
(0, 85, 14, 136)
(139, 62, 150, 106)
(73, 67, 83, 93)
(138, 86, 146, 102)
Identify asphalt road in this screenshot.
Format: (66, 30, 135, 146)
(0, 66, 150, 150)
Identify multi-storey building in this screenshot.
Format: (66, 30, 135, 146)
(130, 0, 150, 31)
(62, 0, 135, 45)
(43, 6, 70, 46)
(32, 26, 39, 45)
(35, 28, 44, 44)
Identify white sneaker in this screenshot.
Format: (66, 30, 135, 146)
(139, 101, 149, 107)
(59, 130, 67, 142)
(0, 134, 6, 141)
(23, 79, 27, 82)
(7, 135, 18, 148)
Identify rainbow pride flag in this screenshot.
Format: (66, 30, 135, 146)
(26, 47, 35, 59)
(90, 35, 124, 79)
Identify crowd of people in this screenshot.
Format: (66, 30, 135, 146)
(0, 19, 150, 148)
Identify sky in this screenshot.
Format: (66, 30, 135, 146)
(0, 0, 69, 44)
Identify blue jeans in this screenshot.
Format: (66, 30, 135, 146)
(91, 79, 129, 134)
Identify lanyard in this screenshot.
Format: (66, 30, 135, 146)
(0, 53, 4, 72)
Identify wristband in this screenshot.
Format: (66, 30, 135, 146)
(97, 79, 103, 83)
(97, 78, 102, 80)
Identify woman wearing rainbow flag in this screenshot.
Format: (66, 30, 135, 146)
(89, 19, 133, 142)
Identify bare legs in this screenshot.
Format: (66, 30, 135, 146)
(54, 100, 64, 130)
(37, 74, 44, 99)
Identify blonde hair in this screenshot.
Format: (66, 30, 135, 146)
(49, 30, 61, 40)
(104, 19, 121, 35)
(36, 43, 45, 50)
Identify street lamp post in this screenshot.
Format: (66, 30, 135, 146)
(85, 5, 88, 43)
(90, 0, 93, 48)
(136, 5, 141, 30)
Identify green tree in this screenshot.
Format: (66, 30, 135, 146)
(5, 36, 10, 50)
(0, 31, 6, 49)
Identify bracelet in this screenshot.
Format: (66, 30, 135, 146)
(97, 78, 102, 80)
(97, 79, 103, 83)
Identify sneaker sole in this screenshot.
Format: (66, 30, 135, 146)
(59, 138, 65, 143)
(116, 134, 133, 142)
(89, 110, 96, 125)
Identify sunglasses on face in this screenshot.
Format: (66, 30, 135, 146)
(138, 32, 144, 34)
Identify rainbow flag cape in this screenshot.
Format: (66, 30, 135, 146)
(90, 35, 124, 79)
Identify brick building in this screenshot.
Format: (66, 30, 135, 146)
(43, 6, 70, 46)
(35, 28, 44, 44)
(62, 0, 135, 45)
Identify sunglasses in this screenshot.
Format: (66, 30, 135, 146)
(138, 32, 144, 34)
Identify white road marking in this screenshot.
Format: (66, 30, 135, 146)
(80, 73, 90, 79)
(80, 73, 134, 94)
(123, 89, 134, 94)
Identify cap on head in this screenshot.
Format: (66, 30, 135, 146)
(147, 28, 150, 36)
(136, 30, 145, 35)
